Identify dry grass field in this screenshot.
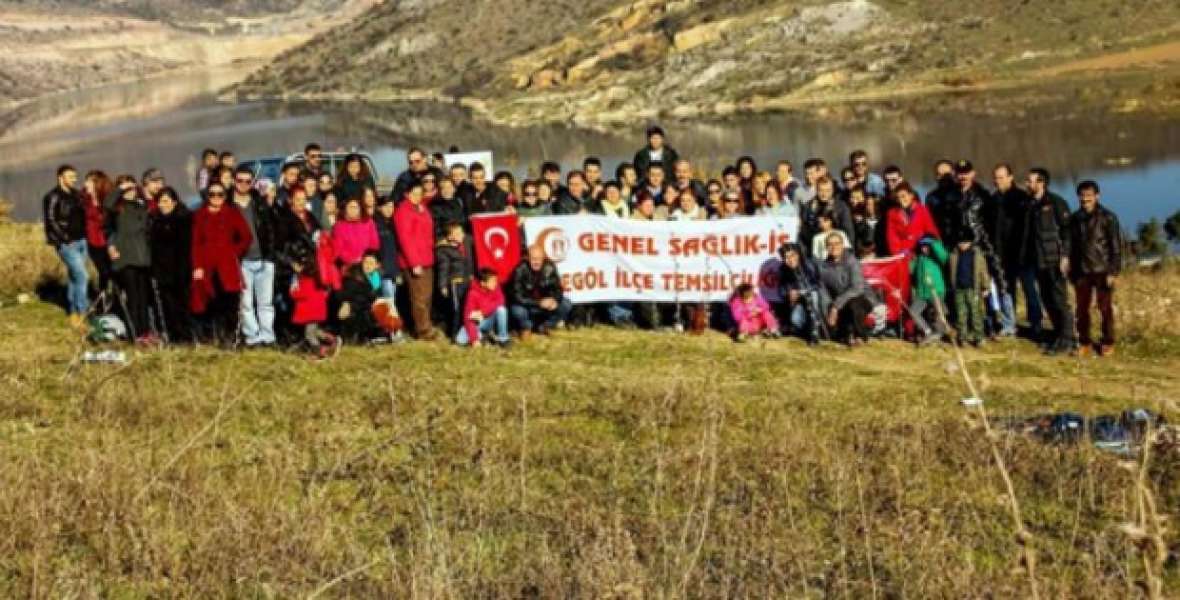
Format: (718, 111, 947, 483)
(0, 221, 1176, 597)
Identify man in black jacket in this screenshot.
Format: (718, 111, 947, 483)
(509, 246, 572, 337)
(465, 162, 508, 216)
(431, 178, 468, 237)
(1069, 180, 1122, 357)
(393, 147, 443, 203)
(1021, 168, 1076, 355)
(632, 125, 680, 179)
(231, 166, 285, 347)
(989, 163, 1039, 338)
(43, 164, 89, 326)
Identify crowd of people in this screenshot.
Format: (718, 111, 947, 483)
(41, 127, 1124, 359)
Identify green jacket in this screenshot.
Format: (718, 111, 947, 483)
(910, 238, 948, 301)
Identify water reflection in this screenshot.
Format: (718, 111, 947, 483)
(1, 74, 1178, 229)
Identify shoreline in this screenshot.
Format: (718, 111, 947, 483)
(230, 65, 1180, 132)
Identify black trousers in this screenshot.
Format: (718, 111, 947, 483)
(1036, 267, 1076, 348)
(154, 276, 192, 343)
(88, 245, 114, 297)
(117, 266, 152, 338)
(836, 295, 873, 341)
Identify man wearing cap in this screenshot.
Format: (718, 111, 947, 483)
(633, 126, 680, 180)
(947, 160, 1004, 334)
(142, 168, 165, 213)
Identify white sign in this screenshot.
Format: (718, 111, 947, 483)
(443, 151, 494, 181)
(523, 215, 801, 304)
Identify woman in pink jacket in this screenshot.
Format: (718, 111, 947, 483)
(331, 197, 379, 268)
(729, 283, 780, 342)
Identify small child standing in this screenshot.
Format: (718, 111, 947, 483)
(909, 235, 948, 345)
(950, 239, 992, 348)
(729, 283, 780, 342)
(435, 222, 475, 336)
(456, 268, 512, 348)
(289, 256, 340, 360)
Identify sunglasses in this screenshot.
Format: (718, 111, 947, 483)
(307, 153, 322, 159)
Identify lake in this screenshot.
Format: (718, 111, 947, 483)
(2, 68, 1178, 232)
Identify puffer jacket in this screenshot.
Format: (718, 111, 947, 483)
(510, 260, 564, 308)
(435, 238, 474, 293)
(1021, 191, 1072, 269)
(1069, 204, 1122, 277)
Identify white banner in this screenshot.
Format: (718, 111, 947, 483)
(523, 215, 800, 303)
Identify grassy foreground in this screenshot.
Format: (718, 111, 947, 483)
(0, 221, 1177, 597)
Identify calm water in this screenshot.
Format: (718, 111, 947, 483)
(2, 70, 1179, 230)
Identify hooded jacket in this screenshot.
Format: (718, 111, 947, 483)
(910, 237, 948, 301)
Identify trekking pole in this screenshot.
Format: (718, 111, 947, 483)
(150, 276, 170, 345)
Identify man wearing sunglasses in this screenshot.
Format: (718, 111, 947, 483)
(302, 143, 325, 180)
(392, 147, 443, 203)
(231, 166, 285, 348)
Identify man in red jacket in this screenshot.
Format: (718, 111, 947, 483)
(394, 182, 437, 340)
(455, 269, 511, 348)
(885, 183, 939, 257)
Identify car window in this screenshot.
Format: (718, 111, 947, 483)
(258, 159, 283, 184)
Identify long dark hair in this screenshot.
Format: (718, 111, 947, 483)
(342, 153, 372, 183)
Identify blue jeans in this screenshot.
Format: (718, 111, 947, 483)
(604, 302, 633, 325)
(510, 297, 573, 331)
(1006, 266, 1042, 338)
(240, 259, 276, 344)
(455, 306, 509, 345)
(56, 239, 90, 315)
(380, 277, 397, 301)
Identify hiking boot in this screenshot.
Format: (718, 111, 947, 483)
(519, 330, 534, 343)
(1078, 345, 1092, 358)
(496, 337, 513, 349)
(1100, 344, 1115, 357)
(68, 314, 86, 330)
(536, 325, 552, 337)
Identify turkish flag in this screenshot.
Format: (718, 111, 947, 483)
(471, 213, 521, 281)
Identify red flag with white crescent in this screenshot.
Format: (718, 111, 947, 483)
(471, 213, 521, 282)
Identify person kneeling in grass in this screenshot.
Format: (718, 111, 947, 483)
(729, 283, 780, 342)
(456, 268, 512, 348)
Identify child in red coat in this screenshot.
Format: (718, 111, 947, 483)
(455, 268, 512, 348)
(289, 255, 340, 360)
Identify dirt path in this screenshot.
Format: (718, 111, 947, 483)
(1037, 40, 1180, 77)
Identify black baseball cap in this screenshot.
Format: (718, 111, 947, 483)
(954, 160, 974, 174)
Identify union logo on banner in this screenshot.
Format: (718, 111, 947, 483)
(531, 226, 571, 263)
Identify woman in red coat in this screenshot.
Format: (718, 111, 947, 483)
(394, 182, 436, 340)
(885, 183, 939, 257)
(190, 182, 253, 343)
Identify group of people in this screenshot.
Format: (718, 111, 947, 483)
(41, 127, 1124, 358)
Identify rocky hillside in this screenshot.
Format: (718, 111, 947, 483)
(235, 0, 1180, 127)
(0, 0, 378, 105)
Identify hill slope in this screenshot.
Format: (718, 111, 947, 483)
(235, 0, 1180, 127)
